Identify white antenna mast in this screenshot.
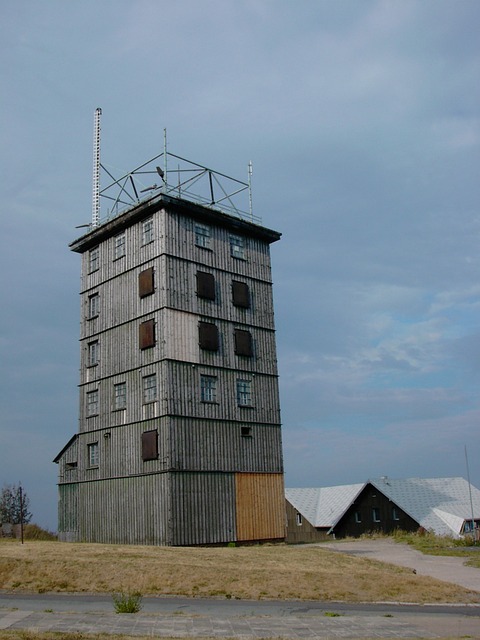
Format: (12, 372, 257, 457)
(92, 108, 102, 227)
(248, 161, 253, 222)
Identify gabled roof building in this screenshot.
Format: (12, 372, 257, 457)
(286, 477, 480, 543)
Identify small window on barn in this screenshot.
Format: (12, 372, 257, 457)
(139, 267, 155, 298)
(200, 375, 217, 403)
(142, 429, 158, 461)
(232, 281, 250, 308)
(230, 234, 245, 259)
(234, 329, 253, 357)
(114, 382, 126, 410)
(139, 319, 155, 349)
(87, 340, 99, 367)
(241, 426, 252, 438)
(296, 513, 302, 526)
(199, 322, 219, 351)
(143, 374, 157, 403)
(236, 379, 252, 407)
(142, 217, 154, 245)
(354, 511, 362, 523)
(86, 390, 99, 417)
(87, 442, 99, 467)
(372, 507, 380, 523)
(196, 271, 215, 300)
(88, 293, 100, 319)
(114, 232, 126, 259)
(392, 507, 400, 521)
(89, 247, 99, 273)
(195, 223, 211, 248)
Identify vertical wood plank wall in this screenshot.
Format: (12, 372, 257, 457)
(57, 197, 285, 545)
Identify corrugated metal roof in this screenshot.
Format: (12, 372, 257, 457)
(286, 477, 480, 537)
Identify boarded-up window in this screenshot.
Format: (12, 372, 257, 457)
(196, 271, 215, 300)
(139, 319, 155, 349)
(142, 429, 158, 461)
(234, 329, 253, 357)
(232, 281, 250, 308)
(199, 322, 219, 351)
(139, 267, 154, 298)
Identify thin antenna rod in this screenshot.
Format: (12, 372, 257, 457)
(248, 161, 253, 222)
(92, 108, 102, 227)
(465, 445, 476, 544)
(163, 128, 168, 192)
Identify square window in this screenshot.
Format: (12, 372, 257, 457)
(142, 217, 154, 245)
(114, 232, 126, 259)
(87, 442, 99, 467)
(199, 322, 219, 351)
(87, 341, 99, 367)
(237, 379, 252, 406)
(241, 426, 252, 438)
(234, 329, 253, 357)
(88, 293, 100, 319)
(143, 374, 157, 403)
(201, 375, 217, 403)
(89, 247, 99, 273)
(232, 281, 250, 308)
(86, 390, 99, 417)
(372, 507, 380, 523)
(230, 235, 245, 259)
(114, 382, 126, 410)
(139, 319, 155, 349)
(196, 271, 215, 300)
(142, 429, 158, 461)
(195, 223, 210, 248)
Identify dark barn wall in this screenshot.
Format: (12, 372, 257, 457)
(285, 500, 329, 544)
(333, 483, 419, 538)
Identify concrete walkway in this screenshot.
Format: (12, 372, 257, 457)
(1, 593, 480, 638)
(323, 538, 480, 593)
(1, 541, 480, 638)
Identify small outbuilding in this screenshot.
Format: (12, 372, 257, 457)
(286, 477, 480, 543)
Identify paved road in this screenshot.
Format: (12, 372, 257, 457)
(323, 538, 480, 593)
(1, 593, 480, 638)
(1, 540, 480, 638)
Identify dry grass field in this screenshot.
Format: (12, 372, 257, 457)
(0, 538, 478, 604)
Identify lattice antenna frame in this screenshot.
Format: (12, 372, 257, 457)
(97, 135, 259, 225)
(91, 108, 102, 227)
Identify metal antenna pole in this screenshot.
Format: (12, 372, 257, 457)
(92, 108, 102, 227)
(163, 128, 168, 192)
(465, 445, 476, 544)
(248, 161, 253, 222)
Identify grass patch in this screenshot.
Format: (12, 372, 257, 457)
(0, 537, 478, 604)
(112, 590, 143, 613)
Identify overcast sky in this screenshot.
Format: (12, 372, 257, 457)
(1, 1, 479, 531)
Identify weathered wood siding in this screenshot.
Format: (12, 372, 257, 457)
(170, 472, 236, 545)
(171, 419, 283, 472)
(235, 473, 285, 541)
(76, 474, 170, 545)
(59, 196, 284, 545)
(285, 500, 329, 544)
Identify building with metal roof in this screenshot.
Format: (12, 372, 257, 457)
(286, 477, 480, 543)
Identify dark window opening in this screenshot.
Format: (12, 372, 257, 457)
(199, 322, 219, 351)
(234, 329, 253, 357)
(142, 429, 158, 461)
(232, 281, 250, 308)
(139, 267, 154, 298)
(372, 507, 380, 523)
(241, 426, 252, 437)
(139, 319, 155, 349)
(196, 271, 215, 300)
